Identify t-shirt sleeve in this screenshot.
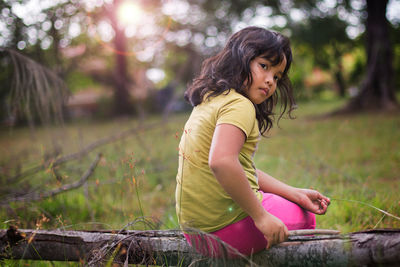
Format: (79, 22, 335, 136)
(216, 95, 256, 138)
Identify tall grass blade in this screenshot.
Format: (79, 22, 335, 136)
(332, 198, 400, 221)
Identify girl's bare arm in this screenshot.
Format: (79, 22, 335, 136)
(257, 170, 330, 214)
(209, 124, 288, 248)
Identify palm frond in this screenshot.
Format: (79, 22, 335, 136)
(2, 47, 70, 126)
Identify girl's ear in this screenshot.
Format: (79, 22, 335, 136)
(243, 78, 249, 88)
(245, 72, 253, 88)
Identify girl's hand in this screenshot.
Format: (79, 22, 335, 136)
(254, 213, 289, 249)
(297, 188, 330, 215)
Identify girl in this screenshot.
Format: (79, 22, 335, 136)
(175, 26, 330, 257)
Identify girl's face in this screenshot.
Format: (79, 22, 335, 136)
(244, 55, 287, 105)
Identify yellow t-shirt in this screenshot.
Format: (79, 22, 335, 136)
(175, 89, 262, 232)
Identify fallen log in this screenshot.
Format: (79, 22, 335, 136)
(1, 227, 399, 266)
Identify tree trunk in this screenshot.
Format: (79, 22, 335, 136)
(332, 44, 346, 98)
(1, 228, 400, 266)
(110, 0, 133, 116)
(334, 66, 346, 98)
(344, 0, 398, 112)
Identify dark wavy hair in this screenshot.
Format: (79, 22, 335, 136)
(184, 26, 296, 135)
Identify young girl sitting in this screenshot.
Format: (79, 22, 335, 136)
(175, 26, 330, 257)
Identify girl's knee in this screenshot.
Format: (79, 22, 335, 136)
(307, 211, 316, 229)
(261, 192, 316, 230)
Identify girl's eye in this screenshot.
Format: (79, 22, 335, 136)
(260, 63, 268, 70)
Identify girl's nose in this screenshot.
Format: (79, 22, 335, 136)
(265, 75, 273, 86)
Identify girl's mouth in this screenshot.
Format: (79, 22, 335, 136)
(260, 88, 269, 96)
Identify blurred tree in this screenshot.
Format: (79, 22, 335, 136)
(0, 0, 155, 119)
(0, 0, 79, 125)
(290, 16, 352, 97)
(392, 26, 400, 92)
(105, 0, 133, 116)
(77, 0, 163, 117)
(0, 1, 24, 50)
(342, 0, 398, 112)
(1, 0, 398, 121)
(0, 0, 83, 75)
(189, 0, 398, 111)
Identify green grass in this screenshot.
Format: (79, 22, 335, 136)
(1, 98, 400, 265)
(256, 99, 400, 232)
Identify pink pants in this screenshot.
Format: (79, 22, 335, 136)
(184, 192, 316, 257)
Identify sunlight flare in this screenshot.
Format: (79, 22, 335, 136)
(117, 1, 142, 27)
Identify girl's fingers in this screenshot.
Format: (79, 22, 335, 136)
(265, 235, 274, 249)
(321, 200, 329, 214)
(305, 190, 330, 214)
(268, 234, 277, 248)
(265, 228, 288, 249)
(265, 237, 270, 249)
(323, 195, 331, 204)
(313, 190, 330, 204)
(283, 228, 289, 241)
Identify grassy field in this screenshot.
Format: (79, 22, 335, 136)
(1, 98, 400, 265)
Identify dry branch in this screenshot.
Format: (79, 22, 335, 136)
(8, 121, 160, 184)
(1, 228, 399, 266)
(0, 153, 102, 206)
(288, 229, 340, 236)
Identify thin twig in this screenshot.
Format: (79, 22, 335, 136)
(0, 153, 102, 205)
(289, 229, 341, 236)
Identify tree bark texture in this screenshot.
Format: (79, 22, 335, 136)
(346, 0, 398, 112)
(1, 228, 399, 266)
